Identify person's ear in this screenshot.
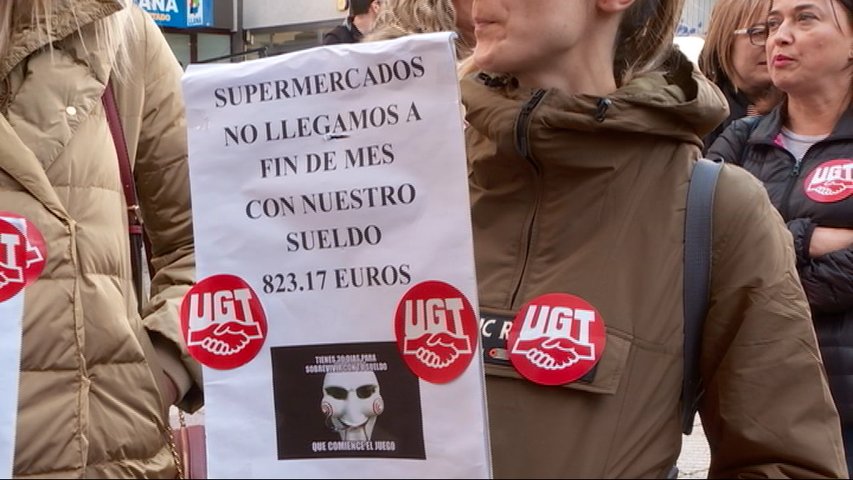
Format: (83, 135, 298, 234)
(597, 0, 636, 14)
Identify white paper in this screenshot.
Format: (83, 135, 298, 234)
(182, 32, 491, 478)
(0, 216, 27, 478)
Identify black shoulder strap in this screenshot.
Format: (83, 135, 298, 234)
(681, 158, 722, 434)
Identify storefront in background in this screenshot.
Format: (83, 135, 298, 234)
(134, 0, 235, 67)
(140, 0, 718, 66)
(679, 0, 716, 36)
(241, 0, 347, 56)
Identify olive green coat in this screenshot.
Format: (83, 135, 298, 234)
(463, 54, 847, 478)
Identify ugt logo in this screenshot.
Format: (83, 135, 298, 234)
(395, 280, 478, 384)
(508, 293, 606, 386)
(180, 274, 267, 370)
(0, 214, 46, 303)
(804, 159, 852, 203)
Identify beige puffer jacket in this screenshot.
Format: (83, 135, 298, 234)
(0, 1, 200, 477)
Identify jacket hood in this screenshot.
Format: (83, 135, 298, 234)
(462, 49, 729, 150)
(0, 0, 122, 80)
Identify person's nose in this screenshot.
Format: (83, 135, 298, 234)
(771, 20, 794, 47)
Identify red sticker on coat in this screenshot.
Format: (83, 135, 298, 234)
(804, 159, 852, 203)
(508, 293, 606, 386)
(395, 280, 478, 384)
(0, 213, 47, 303)
(180, 274, 268, 370)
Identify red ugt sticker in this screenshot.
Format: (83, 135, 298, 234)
(395, 280, 478, 384)
(0, 213, 47, 303)
(804, 159, 852, 203)
(180, 274, 268, 370)
(508, 293, 606, 386)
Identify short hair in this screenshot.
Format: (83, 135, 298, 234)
(350, 0, 376, 16)
(699, 0, 771, 86)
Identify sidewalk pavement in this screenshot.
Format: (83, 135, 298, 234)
(677, 417, 711, 479)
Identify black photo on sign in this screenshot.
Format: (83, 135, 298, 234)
(270, 341, 426, 460)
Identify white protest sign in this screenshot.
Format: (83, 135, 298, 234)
(182, 32, 491, 478)
(0, 213, 45, 478)
(0, 288, 21, 477)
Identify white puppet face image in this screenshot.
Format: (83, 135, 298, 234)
(321, 370, 385, 441)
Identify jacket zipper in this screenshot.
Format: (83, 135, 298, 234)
(778, 155, 800, 220)
(779, 141, 818, 220)
(509, 89, 548, 306)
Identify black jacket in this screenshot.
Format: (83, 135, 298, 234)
(702, 80, 750, 154)
(707, 105, 853, 424)
(323, 21, 362, 45)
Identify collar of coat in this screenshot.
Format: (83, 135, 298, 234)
(460, 48, 729, 150)
(748, 100, 853, 145)
(0, 0, 123, 81)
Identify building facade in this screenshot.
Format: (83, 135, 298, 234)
(141, 0, 716, 66)
(135, 0, 238, 66)
(680, 0, 716, 36)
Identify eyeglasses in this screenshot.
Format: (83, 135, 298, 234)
(733, 24, 769, 46)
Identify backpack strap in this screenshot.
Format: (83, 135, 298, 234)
(681, 158, 722, 434)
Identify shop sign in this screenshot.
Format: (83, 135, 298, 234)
(135, 0, 213, 28)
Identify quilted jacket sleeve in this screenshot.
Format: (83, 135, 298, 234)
(705, 117, 755, 166)
(130, 9, 202, 412)
(788, 218, 853, 314)
(698, 165, 846, 478)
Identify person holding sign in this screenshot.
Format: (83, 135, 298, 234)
(461, 0, 846, 477)
(0, 0, 199, 477)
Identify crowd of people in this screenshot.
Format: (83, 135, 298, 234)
(0, 0, 851, 478)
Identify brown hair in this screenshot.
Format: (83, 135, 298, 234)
(614, 0, 686, 85)
(351, 0, 378, 16)
(364, 0, 472, 59)
(699, 0, 770, 85)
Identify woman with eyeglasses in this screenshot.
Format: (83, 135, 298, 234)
(699, 0, 784, 151)
(708, 0, 853, 471)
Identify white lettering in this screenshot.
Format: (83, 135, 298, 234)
(404, 297, 466, 336)
(480, 318, 496, 337)
(0, 233, 20, 268)
(518, 304, 595, 344)
(498, 319, 513, 340)
(137, 0, 179, 13)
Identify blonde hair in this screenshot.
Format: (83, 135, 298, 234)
(614, 0, 686, 85)
(0, 0, 134, 79)
(699, 0, 770, 85)
(365, 0, 473, 60)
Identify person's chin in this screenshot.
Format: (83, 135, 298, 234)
(472, 49, 498, 72)
(473, 42, 511, 72)
(769, 75, 799, 94)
